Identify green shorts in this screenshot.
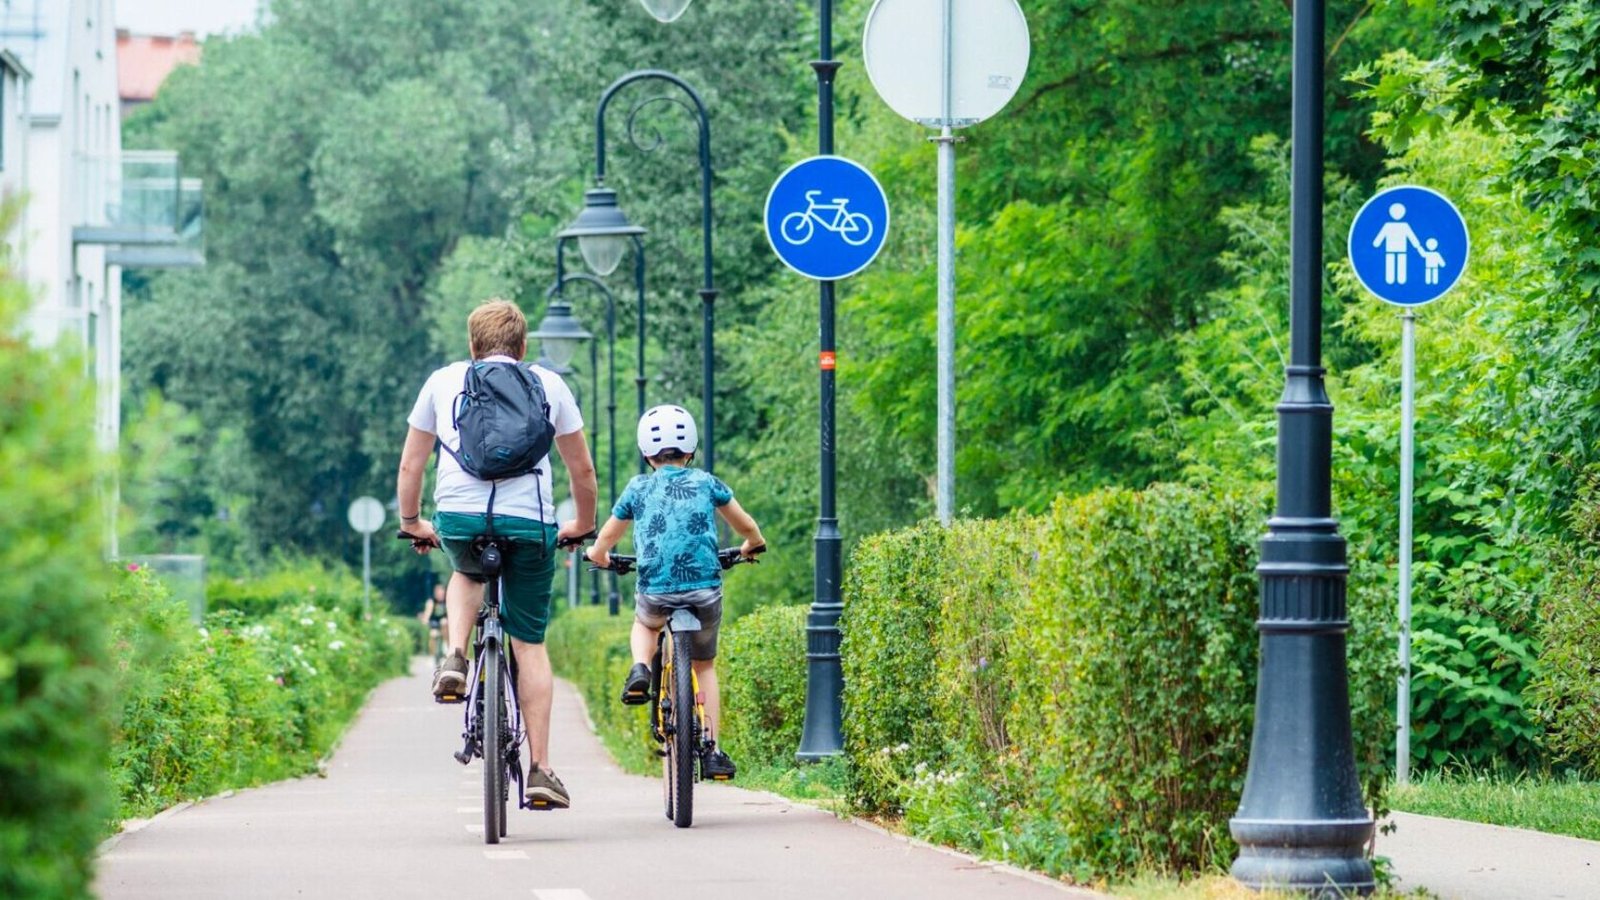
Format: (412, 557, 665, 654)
(433, 512, 558, 645)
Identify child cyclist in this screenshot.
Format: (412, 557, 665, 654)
(585, 405, 765, 780)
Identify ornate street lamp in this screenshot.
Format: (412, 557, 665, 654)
(528, 301, 591, 370)
(574, 69, 718, 476)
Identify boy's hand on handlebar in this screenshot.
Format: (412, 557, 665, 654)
(585, 546, 611, 568)
(739, 539, 767, 560)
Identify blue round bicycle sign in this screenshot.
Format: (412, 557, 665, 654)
(764, 156, 890, 281)
(1347, 185, 1470, 307)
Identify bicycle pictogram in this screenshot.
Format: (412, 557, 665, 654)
(779, 190, 875, 247)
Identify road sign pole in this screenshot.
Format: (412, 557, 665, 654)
(933, 0, 956, 525)
(362, 531, 372, 620)
(935, 125, 956, 525)
(1398, 310, 1416, 785)
(1229, 0, 1375, 892)
(798, 0, 845, 761)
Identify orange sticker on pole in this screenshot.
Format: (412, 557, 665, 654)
(819, 351, 837, 370)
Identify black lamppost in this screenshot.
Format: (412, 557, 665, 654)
(633, 0, 842, 760)
(1229, 0, 1374, 893)
(570, 69, 718, 476)
(557, 204, 650, 476)
(544, 272, 631, 616)
(530, 301, 604, 609)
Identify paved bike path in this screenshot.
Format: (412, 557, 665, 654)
(96, 659, 1091, 900)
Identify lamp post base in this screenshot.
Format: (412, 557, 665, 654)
(1230, 818, 1374, 897)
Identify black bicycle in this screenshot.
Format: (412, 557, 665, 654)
(592, 545, 762, 828)
(400, 528, 592, 843)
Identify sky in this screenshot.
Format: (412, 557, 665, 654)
(116, 0, 262, 37)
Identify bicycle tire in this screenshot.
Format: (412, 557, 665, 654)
(483, 636, 504, 844)
(840, 212, 874, 247)
(669, 630, 695, 828)
(780, 211, 814, 246)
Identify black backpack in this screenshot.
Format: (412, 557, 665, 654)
(442, 361, 555, 483)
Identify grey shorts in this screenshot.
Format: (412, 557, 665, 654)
(636, 586, 723, 660)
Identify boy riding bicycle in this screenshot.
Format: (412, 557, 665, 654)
(585, 405, 765, 780)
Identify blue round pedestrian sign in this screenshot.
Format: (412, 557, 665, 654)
(1347, 185, 1469, 307)
(764, 156, 890, 281)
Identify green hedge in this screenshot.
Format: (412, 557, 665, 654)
(110, 567, 413, 820)
(547, 603, 811, 775)
(840, 483, 1394, 881)
(207, 558, 366, 618)
(0, 221, 116, 899)
(1531, 494, 1600, 776)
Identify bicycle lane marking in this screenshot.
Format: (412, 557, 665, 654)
(532, 891, 592, 900)
(484, 850, 529, 860)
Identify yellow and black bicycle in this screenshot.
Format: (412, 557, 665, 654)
(594, 546, 761, 827)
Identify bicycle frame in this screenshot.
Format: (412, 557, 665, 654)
(453, 547, 529, 814)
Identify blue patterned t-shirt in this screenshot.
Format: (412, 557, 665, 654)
(613, 466, 735, 594)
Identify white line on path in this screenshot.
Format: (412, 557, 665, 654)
(456, 807, 479, 813)
(532, 891, 591, 900)
(484, 850, 529, 860)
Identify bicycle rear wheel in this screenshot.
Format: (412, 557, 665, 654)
(668, 630, 696, 828)
(483, 637, 505, 844)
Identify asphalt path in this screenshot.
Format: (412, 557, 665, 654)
(97, 658, 1091, 900)
(1378, 810, 1600, 899)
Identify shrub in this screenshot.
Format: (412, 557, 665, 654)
(719, 604, 809, 770)
(207, 558, 366, 618)
(1530, 497, 1600, 776)
(0, 211, 116, 899)
(109, 565, 413, 821)
(840, 483, 1395, 881)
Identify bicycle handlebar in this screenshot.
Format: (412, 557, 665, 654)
(590, 544, 765, 576)
(396, 530, 439, 550)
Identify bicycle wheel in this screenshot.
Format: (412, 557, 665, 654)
(482, 636, 504, 844)
(780, 212, 814, 245)
(669, 630, 696, 828)
(840, 212, 874, 247)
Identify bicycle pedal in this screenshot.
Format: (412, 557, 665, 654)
(653, 748, 667, 758)
(711, 774, 734, 781)
(435, 693, 465, 704)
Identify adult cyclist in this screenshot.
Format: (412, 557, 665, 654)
(395, 299, 598, 810)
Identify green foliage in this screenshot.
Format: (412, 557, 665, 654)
(719, 605, 809, 772)
(1392, 767, 1600, 842)
(0, 203, 116, 899)
(545, 607, 654, 773)
(207, 557, 368, 618)
(841, 485, 1393, 881)
(109, 566, 413, 821)
(1529, 486, 1600, 776)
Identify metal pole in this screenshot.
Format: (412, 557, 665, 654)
(934, 0, 957, 525)
(590, 339, 602, 606)
(1229, 0, 1374, 892)
(1397, 311, 1416, 784)
(608, 286, 621, 616)
(634, 236, 648, 475)
(362, 531, 371, 619)
(798, 0, 845, 761)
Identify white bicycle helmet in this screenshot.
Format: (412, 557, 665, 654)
(637, 404, 699, 457)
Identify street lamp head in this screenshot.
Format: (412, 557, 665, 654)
(639, 0, 693, 23)
(529, 301, 593, 369)
(559, 186, 645, 277)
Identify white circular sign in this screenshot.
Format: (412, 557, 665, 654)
(346, 496, 385, 535)
(556, 497, 576, 526)
(863, 0, 1030, 128)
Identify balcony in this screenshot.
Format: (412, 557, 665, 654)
(73, 150, 205, 268)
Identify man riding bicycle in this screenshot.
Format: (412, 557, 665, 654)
(396, 299, 598, 810)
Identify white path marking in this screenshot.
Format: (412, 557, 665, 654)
(457, 807, 480, 813)
(484, 850, 528, 860)
(532, 891, 591, 900)
(464, 824, 483, 833)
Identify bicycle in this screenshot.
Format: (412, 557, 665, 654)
(591, 545, 763, 828)
(779, 191, 873, 247)
(399, 527, 593, 844)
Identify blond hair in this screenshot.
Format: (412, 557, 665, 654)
(467, 299, 527, 360)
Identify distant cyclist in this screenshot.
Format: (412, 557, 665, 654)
(417, 583, 448, 661)
(585, 405, 765, 780)
(396, 299, 598, 810)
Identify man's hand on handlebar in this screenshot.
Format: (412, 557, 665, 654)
(396, 522, 440, 553)
(556, 520, 597, 550)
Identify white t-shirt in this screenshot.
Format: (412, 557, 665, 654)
(407, 356, 583, 522)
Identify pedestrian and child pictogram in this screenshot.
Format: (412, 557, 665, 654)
(1347, 185, 1470, 307)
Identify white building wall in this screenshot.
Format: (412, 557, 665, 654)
(4, 0, 123, 455)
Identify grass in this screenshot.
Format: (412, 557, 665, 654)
(1111, 874, 1433, 899)
(1389, 768, 1600, 841)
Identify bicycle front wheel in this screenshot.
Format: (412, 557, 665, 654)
(482, 637, 505, 844)
(669, 631, 695, 828)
